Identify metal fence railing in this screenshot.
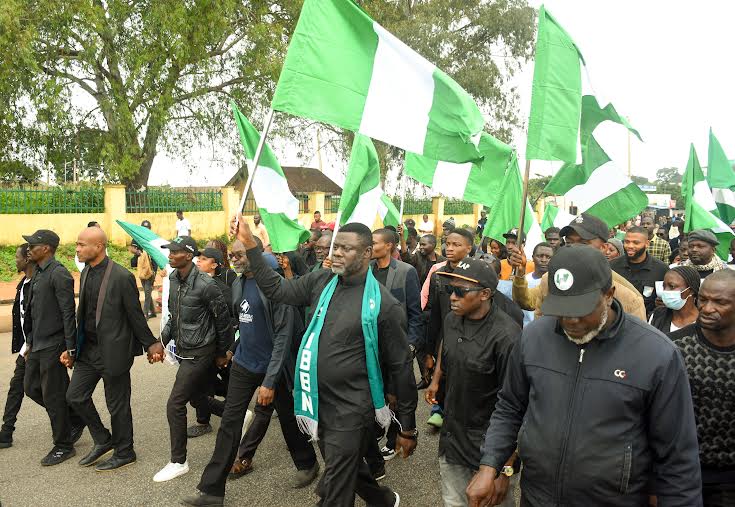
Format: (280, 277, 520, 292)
(241, 192, 309, 215)
(390, 196, 433, 215)
(443, 199, 474, 215)
(0, 187, 105, 214)
(326, 195, 340, 214)
(126, 188, 222, 213)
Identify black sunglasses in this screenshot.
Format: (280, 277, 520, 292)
(444, 285, 486, 298)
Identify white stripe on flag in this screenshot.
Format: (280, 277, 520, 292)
(693, 180, 718, 213)
(563, 162, 629, 214)
(346, 186, 383, 227)
(712, 187, 735, 208)
(432, 161, 473, 199)
(524, 220, 543, 259)
(250, 163, 300, 219)
(553, 209, 577, 229)
(359, 23, 435, 155)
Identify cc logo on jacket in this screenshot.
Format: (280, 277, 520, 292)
(614, 369, 627, 379)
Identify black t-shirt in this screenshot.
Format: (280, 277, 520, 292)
(373, 265, 390, 287)
(83, 257, 109, 344)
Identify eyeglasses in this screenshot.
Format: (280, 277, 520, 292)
(444, 285, 486, 298)
(228, 252, 245, 260)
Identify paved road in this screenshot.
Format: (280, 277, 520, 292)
(0, 318, 444, 507)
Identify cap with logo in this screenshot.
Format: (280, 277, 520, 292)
(560, 213, 609, 242)
(502, 228, 526, 243)
(141, 220, 152, 229)
(686, 229, 719, 247)
(162, 236, 199, 256)
(541, 245, 612, 318)
(22, 229, 60, 248)
(199, 247, 224, 265)
(437, 257, 499, 291)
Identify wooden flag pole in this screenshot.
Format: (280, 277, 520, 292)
(327, 210, 342, 258)
(236, 108, 275, 214)
(512, 158, 532, 277)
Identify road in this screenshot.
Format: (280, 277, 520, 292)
(0, 318, 445, 507)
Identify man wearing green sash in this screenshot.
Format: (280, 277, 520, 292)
(231, 214, 418, 507)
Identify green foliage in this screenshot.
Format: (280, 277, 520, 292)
(630, 175, 650, 186)
(0, 159, 41, 183)
(654, 167, 682, 207)
(655, 167, 682, 185)
(443, 199, 474, 215)
(528, 175, 551, 206)
(0, 187, 104, 213)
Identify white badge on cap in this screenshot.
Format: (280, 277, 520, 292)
(554, 269, 574, 291)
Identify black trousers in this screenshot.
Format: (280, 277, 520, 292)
(66, 343, 134, 458)
(198, 362, 263, 497)
(703, 484, 735, 507)
(316, 424, 395, 507)
(167, 352, 215, 463)
(23, 342, 75, 450)
(364, 421, 398, 472)
(194, 363, 228, 424)
(237, 375, 316, 471)
(1, 354, 26, 435)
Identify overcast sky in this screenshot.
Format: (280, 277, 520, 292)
(149, 0, 735, 188)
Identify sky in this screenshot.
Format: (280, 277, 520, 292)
(148, 0, 735, 189)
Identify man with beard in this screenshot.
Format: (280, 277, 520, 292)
(398, 225, 445, 286)
(681, 230, 728, 279)
(670, 270, 735, 506)
(610, 226, 668, 316)
(466, 245, 703, 507)
(231, 214, 417, 507)
(641, 215, 672, 264)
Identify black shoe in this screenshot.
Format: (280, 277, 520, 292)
(292, 462, 320, 489)
(79, 442, 113, 466)
(180, 491, 224, 506)
(70, 425, 85, 444)
(0, 430, 12, 449)
(187, 423, 212, 438)
(41, 446, 76, 466)
(371, 464, 386, 482)
(95, 453, 137, 472)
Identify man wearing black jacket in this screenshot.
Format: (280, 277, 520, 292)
(63, 227, 164, 471)
(154, 236, 233, 483)
(22, 229, 83, 465)
(468, 246, 702, 507)
(231, 215, 417, 507)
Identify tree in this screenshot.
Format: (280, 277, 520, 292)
(1, 0, 535, 187)
(655, 167, 682, 185)
(527, 175, 551, 207)
(654, 167, 682, 206)
(630, 175, 650, 186)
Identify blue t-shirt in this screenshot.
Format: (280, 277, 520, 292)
(233, 278, 272, 373)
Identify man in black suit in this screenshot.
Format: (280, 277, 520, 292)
(62, 226, 164, 471)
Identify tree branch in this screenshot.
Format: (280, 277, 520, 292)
(173, 76, 247, 104)
(40, 65, 98, 97)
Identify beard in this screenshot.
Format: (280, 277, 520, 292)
(563, 306, 609, 345)
(627, 246, 647, 261)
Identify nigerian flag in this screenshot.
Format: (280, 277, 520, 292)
(116, 220, 169, 269)
(272, 0, 484, 163)
(232, 102, 310, 253)
(338, 134, 399, 228)
(540, 204, 576, 231)
(482, 153, 543, 257)
(707, 128, 735, 225)
(405, 132, 513, 209)
(683, 144, 735, 260)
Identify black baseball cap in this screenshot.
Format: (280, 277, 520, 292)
(199, 247, 224, 265)
(541, 245, 612, 318)
(437, 257, 499, 291)
(503, 228, 526, 243)
(162, 236, 199, 256)
(22, 229, 60, 248)
(141, 220, 152, 229)
(560, 213, 608, 242)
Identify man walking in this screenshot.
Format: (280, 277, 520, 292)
(22, 229, 84, 465)
(231, 214, 417, 507)
(175, 210, 192, 237)
(467, 245, 703, 506)
(426, 258, 521, 507)
(64, 226, 164, 471)
(154, 236, 233, 482)
(399, 225, 445, 286)
(681, 230, 728, 279)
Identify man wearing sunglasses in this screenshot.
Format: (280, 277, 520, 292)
(426, 258, 521, 506)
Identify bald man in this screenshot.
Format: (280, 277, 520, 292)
(63, 227, 164, 471)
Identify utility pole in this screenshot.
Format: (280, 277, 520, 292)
(627, 117, 632, 178)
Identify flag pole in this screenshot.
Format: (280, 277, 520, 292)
(512, 157, 532, 277)
(327, 211, 342, 258)
(236, 108, 275, 214)
(398, 172, 406, 224)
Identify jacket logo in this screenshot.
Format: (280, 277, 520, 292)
(614, 369, 627, 379)
(457, 261, 470, 270)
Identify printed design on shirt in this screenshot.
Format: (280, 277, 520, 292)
(239, 299, 253, 324)
(614, 369, 627, 379)
(554, 268, 574, 291)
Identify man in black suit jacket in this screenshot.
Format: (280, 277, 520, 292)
(62, 227, 164, 471)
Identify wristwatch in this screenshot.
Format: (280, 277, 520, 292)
(501, 465, 514, 477)
(408, 344, 416, 356)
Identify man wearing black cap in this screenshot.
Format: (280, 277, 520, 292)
(467, 245, 703, 507)
(508, 213, 646, 321)
(22, 229, 84, 465)
(681, 229, 728, 279)
(154, 236, 234, 483)
(425, 258, 520, 507)
(499, 229, 533, 281)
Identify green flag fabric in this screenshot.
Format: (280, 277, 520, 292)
(405, 133, 513, 209)
(525, 5, 584, 163)
(707, 128, 735, 225)
(115, 220, 170, 269)
(272, 0, 484, 163)
(338, 134, 398, 228)
(682, 143, 720, 218)
(232, 102, 310, 253)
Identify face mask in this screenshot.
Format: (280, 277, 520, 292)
(661, 289, 689, 310)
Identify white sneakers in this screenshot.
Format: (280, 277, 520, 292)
(153, 461, 190, 482)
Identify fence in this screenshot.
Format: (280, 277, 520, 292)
(443, 198, 474, 215)
(125, 188, 222, 213)
(390, 196, 433, 215)
(326, 195, 340, 213)
(241, 193, 310, 214)
(0, 187, 105, 214)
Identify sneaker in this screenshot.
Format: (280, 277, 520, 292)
(153, 461, 189, 482)
(41, 446, 76, 466)
(70, 425, 85, 444)
(0, 430, 12, 449)
(426, 413, 443, 429)
(187, 423, 213, 438)
(393, 492, 400, 506)
(371, 464, 386, 481)
(380, 446, 396, 461)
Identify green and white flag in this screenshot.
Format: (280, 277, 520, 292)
(116, 220, 169, 269)
(683, 144, 734, 260)
(707, 128, 735, 225)
(405, 133, 513, 209)
(272, 0, 484, 163)
(338, 134, 399, 228)
(232, 102, 310, 253)
(540, 204, 576, 232)
(482, 153, 543, 257)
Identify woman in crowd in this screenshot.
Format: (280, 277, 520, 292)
(648, 265, 700, 335)
(206, 239, 237, 287)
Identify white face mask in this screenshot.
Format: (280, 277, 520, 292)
(661, 288, 690, 311)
